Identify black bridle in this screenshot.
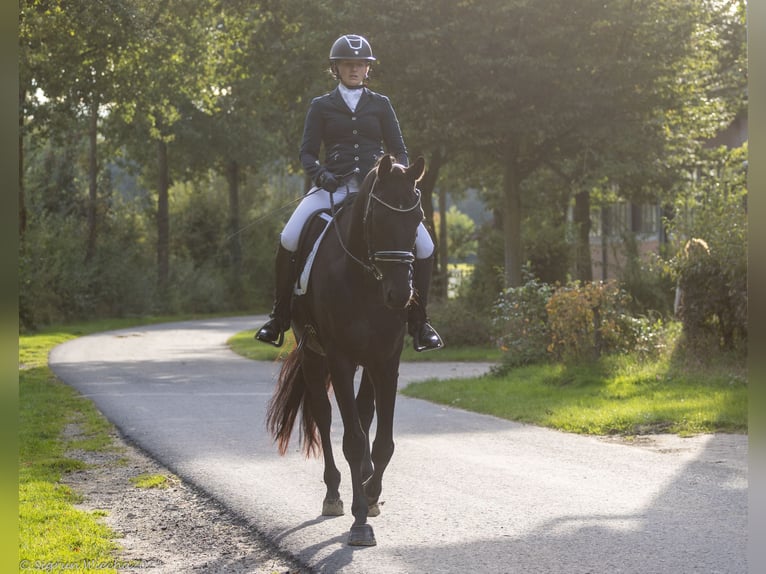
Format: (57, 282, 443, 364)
(330, 175, 422, 281)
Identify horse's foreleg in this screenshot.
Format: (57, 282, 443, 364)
(331, 360, 376, 546)
(363, 369, 398, 518)
(356, 369, 375, 483)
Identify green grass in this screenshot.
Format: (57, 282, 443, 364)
(402, 352, 747, 436)
(129, 474, 171, 489)
(228, 329, 299, 362)
(18, 315, 221, 572)
(227, 328, 503, 363)
(19, 366, 119, 572)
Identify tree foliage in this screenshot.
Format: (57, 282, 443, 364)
(18, 0, 747, 332)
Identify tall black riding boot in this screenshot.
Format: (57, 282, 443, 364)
(255, 245, 297, 347)
(408, 256, 444, 352)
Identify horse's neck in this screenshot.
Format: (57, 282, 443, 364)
(339, 190, 369, 262)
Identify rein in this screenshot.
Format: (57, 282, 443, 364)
(329, 175, 421, 281)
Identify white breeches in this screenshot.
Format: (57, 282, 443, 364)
(280, 180, 435, 258)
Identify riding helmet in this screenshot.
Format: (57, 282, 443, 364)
(329, 34, 376, 61)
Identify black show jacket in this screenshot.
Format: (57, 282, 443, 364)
(299, 86, 409, 186)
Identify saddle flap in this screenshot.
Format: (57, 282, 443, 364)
(294, 212, 333, 296)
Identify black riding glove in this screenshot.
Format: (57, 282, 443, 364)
(318, 171, 339, 193)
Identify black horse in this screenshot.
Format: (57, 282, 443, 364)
(266, 154, 426, 546)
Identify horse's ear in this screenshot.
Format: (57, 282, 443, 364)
(407, 156, 426, 182)
(377, 154, 393, 178)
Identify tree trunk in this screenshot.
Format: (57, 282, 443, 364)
(418, 147, 443, 231)
(437, 183, 448, 299)
(226, 159, 243, 305)
(18, 85, 26, 238)
(573, 190, 593, 281)
(85, 96, 99, 263)
(502, 150, 522, 287)
(419, 147, 445, 297)
(157, 139, 170, 297)
(600, 205, 610, 281)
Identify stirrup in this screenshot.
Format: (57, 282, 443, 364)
(412, 322, 444, 352)
(255, 319, 286, 347)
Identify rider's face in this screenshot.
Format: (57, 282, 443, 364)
(336, 60, 369, 86)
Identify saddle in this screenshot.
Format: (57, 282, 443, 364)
(293, 194, 356, 297)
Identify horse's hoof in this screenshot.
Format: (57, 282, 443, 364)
(322, 498, 344, 516)
(348, 523, 376, 546)
(367, 502, 380, 517)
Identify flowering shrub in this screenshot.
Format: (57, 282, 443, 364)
(545, 280, 634, 362)
(492, 274, 554, 367)
(493, 274, 675, 369)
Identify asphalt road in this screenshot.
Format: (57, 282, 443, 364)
(49, 316, 748, 574)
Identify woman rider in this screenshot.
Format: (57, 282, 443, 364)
(255, 34, 443, 352)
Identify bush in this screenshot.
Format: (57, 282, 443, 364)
(673, 237, 746, 352)
(491, 273, 679, 371)
(616, 313, 674, 360)
(546, 280, 635, 362)
(19, 212, 158, 330)
(668, 144, 747, 353)
(492, 272, 554, 367)
(428, 297, 494, 347)
(619, 248, 676, 316)
(464, 224, 505, 314)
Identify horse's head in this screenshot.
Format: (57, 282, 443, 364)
(364, 155, 426, 309)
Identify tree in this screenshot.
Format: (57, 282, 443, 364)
(19, 0, 138, 259)
(433, 205, 477, 262)
(107, 0, 223, 299)
(364, 0, 742, 290)
(195, 0, 336, 304)
(341, 1, 487, 293)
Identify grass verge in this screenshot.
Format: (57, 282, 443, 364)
(18, 314, 222, 571)
(401, 350, 747, 436)
(227, 328, 503, 363)
(19, 361, 119, 571)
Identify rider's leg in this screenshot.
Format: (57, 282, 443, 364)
(255, 244, 296, 347)
(408, 226, 444, 352)
(256, 186, 348, 346)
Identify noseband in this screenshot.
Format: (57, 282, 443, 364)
(363, 180, 422, 280)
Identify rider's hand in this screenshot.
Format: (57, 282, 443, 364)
(319, 171, 339, 193)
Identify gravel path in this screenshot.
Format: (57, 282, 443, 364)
(62, 424, 306, 573)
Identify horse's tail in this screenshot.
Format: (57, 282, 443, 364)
(265, 346, 323, 457)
